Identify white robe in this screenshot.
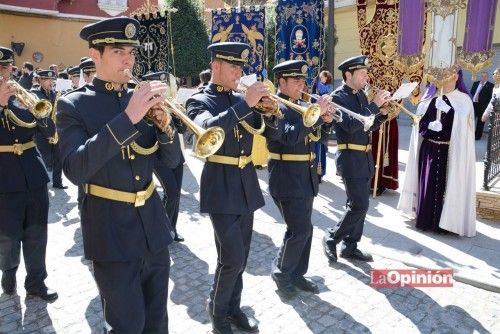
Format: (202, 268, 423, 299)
(440, 90, 476, 237)
(397, 98, 432, 218)
(398, 90, 476, 237)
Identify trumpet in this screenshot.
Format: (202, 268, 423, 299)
(239, 79, 321, 127)
(300, 91, 343, 123)
(124, 69, 225, 158)
(0, 76, 52, 119)
(366, 84, 422, 124)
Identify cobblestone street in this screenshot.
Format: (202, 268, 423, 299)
(0, 124, 498, 333)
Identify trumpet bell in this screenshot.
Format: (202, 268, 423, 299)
(303, 104, 321, 127)
(194, 126, 225, 158)
(33, 100, 53, 119)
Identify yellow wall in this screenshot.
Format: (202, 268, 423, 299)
(0, 12, 91, 69)
(333, 1, 500, 80)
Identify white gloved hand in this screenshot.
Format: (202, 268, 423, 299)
(428, 120, 442, 132)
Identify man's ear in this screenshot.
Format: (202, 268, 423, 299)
(89, 48, 100, 63)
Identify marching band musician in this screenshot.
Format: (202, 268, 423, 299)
(143, 71, 187, 242)
(0, 46, 58, 301)
(268, 60, 334, 298)
(56, 17, 181, 333)
(187, 41, 282, 334)
(67, 66, 81, 89)
(31, 69, 67, 189)
(322, 55, 391, 263)
(79, 57, 96, 84)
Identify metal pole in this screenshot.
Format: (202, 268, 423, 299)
(326, 0, 335, 75)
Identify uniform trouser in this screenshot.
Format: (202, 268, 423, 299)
(0, 186, 49, 291)
(51, 143, 63, 186)
(77, 185, 84, 213)
(272, 196, 314, 280)
(208, 213, 253, 317)
(154, 163, 183, 231)
(93, 247, 170, 334)
(35, 133, 53, 169)
(325, 177, 370, 254)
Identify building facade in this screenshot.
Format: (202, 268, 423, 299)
(0, 0, 157, 69)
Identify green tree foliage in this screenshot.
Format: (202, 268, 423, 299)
(167, 0, 210, 78)
(265, 6, 276, 83)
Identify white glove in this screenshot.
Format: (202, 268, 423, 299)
(428, 120, 442, 132)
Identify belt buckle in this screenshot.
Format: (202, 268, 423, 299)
(310, 152, 315, 161)
(238, 156, 249, 169)
(134, 190, 147, 207)
(366, 145, 371, 152)
(12, 143, 23, 155)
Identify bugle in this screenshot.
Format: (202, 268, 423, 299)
(300, 91, 343, 123)
(366, 84, 422, 124)
(303, 90, 374, 131)
(0, 76, 52, 119)
(124, 69, 225, 158)
(239, 79, 320, 127)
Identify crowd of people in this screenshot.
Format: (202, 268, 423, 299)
(0, 14, 495, 334)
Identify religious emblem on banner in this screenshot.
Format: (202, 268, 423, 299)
(132, 12, 171, 77)
(275, 0, 324, 89)
(211, 6, 266, 79)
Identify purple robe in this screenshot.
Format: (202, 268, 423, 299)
(416, 96, 455, 232)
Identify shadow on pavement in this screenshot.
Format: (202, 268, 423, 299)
(336, 261, 490, 334)
(169, 242, 212, 325)
(275, 275, 370, 333)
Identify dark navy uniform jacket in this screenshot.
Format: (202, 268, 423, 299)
(186, 83, 281, 215)
(0, 98, 55, 192)
(331, 84, 387, 179)
(268, 93, 331, 199)
(30, 87, 56, 105)
(57, 78, 182, 262)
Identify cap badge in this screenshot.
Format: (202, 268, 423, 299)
(0, 51, 3, 59)
(160, 73, 166, 81)
(301, 64, 308, 74)
(48, 72, 53, 77)
(364, 58, 369, 66)
(241, 49, 250, 60)
(125, 23, 137, 39)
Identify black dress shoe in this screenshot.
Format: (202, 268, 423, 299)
(206, 303, 233, 334)
(340, 248, 373, 262)
(27, 286, 58, 302)
(173, 233, 184, 242)
(322, 235, 337, 263)
(52, 184, 68, 189)
(228, 310, 258, 332)
(271, 273, 297, 299)
(1, 271, 16, 295)
(292, 276, 319, 294)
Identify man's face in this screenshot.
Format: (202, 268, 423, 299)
(71, 76, 80, 87)
(0, 64, 12, 79)
(40, 78, 53, 90)
(90, 45, 136, 84)
(84, 72, 95, 83)
(480, 72, 488, 83)
(214, 60, 243, 90)
(279, 77, 305, 100)
(346, 68, 369, 91)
